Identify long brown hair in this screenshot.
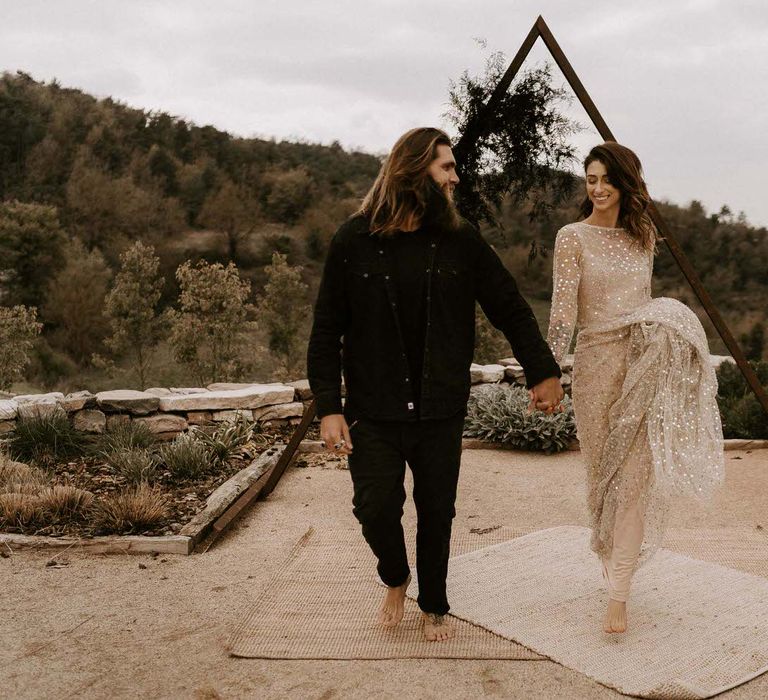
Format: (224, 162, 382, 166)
(579, 141, 659, 253)
(359, 127, 456, 236)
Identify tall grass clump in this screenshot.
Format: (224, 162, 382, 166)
(7, 412, 86, 467)
(103, 448, 159, 485)
(93, 420, 157, 453)
(463, 384, 576, 454)
(92, 483, 169, 533)
(159, 433, 211, 481)
(190, 415, 255, 468)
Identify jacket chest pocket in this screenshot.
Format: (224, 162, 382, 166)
(346, 260, 389, 307)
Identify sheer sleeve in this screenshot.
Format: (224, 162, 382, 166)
(546, 226, 582, 364)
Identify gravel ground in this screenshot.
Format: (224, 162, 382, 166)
(3, 447, 767, 700)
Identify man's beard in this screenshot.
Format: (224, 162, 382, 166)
(421, 179, 460, 231)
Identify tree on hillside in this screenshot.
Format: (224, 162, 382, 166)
(0, 305, 42, 391)
(0, 200, 67, 307)
(43, 238, 112, 365)
(261, 166, 314, 225)
(197, 178, 260, 264)
(103, 241, 165, 388)
(256, 252, 310, 380)
(168, 260, 257, 385)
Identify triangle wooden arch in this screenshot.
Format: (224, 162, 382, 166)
(454, 15, 768, 415)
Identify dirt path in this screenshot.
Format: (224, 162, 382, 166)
(3, 448, 767, 699)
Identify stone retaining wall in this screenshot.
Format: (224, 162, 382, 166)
(0, 354, 736, 440)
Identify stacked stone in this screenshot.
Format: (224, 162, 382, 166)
(0, 383, 309, 441)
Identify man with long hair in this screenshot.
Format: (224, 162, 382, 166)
(308, 127, 563, 641)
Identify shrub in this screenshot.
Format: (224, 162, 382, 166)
(0, 304, 43, 391)
(91, 483, 169, 534)
(191, 415, 254, 468)
(8, 412, 87, 467)
(0, 492, 43, 529)
(716, 360, 768, 439)
(463, 383, 576, 453)
(37, 485, 94, 523)
(159, 433, 211, 481)
(93, 420, 157, 454)
(103, 448, 159, 485)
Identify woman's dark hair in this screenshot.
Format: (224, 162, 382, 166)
(580, 141, 658, 252)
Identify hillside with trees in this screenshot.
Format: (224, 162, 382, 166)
(0, 71, 765, 393)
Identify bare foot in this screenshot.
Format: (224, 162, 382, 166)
(422, 612, 455, 641)
(603, 599, 627, 633)
(377, 574, 411, 627)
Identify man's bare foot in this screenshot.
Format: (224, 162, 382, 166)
(378, 574, 411, 627)
(603, 599, 627, 633)
(422, 612, 455, 641)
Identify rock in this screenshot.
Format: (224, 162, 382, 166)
(186, 411, 213, 426)
(206, 382, 278, 391)
(72, 409, 106, 434)
(134, 414, 188, 434)
(144, 388, 172, 397)
(17, 400, 65, 419)
(560, 354, 575, 372)
(156, 431, 183, 442)
(61, 390, 95, 412)
(710, 354, 735, 368)
(0, 400, 18, 420)
(158, 385, 295, 412)
(0, 420, 15, 435)
(210, 409, 254, 422)
(560, 373, 572, 386)
(13, 392, 65, 404)
(482, 364, 506, 383)
(504, 366, 527, 383)
(95, 390, 160, 415)
(288, 379, 313, 401)
(106, 414, 131, 430)
(252, 402, 304, 421)
(470, 363, 484, 384)
(298, 440, 326, 453)
(169, 387, 209, 395)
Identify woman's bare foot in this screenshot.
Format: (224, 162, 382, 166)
(603, 599, 627, 633)
(378, 574, 411, 627)
(422, 612, 455, 641)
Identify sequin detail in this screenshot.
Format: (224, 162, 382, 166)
(547, 222, 724, 566)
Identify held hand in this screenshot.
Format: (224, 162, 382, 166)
(529, 377, 565, 414)
(320, 414, 354, 455)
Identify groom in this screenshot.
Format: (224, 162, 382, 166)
(307, 127, 563, 641)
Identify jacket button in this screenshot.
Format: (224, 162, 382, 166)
(363, 273, 369, 278)
(385, 275, 390, 280)
(379, 250, 384, 254)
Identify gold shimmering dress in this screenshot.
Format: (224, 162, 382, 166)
(546, 222, 724, 601)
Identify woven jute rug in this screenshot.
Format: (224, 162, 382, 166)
(417, 525, 768, 699)
(226, 526, 543, 660)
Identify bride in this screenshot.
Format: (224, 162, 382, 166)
(544, 141, 725, 633)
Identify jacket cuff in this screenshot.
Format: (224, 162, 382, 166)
(524, 360, 562, 390)
(315, 392, 343, 418)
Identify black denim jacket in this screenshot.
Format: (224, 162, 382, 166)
(307, 215, 561, 421)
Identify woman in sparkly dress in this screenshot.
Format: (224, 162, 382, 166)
(545, 142, 724, 633)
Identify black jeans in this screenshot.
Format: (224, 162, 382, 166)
(347, 413, 465, 615)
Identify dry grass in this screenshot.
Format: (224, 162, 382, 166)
(0, 492, 44, 528)
(91, 483, 169, 533)
(37, 485, 94, 522)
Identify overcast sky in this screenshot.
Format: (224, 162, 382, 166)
(2, 0, 767, 227)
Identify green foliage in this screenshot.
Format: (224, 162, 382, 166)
(103, 241, 165, 388)
(0, 200, 67, 307)
(92, 420, 157, 453)
(716, 360, 768, 439)
(197, 178, 259, 264)
(262, 166, 315, 224)
(43, 238, 112, 365)
(446, 55, 579, 227)
(158, 433, 211, 481)
(103, 447, 159, 485)
(7, 412, 87, 467)
(464, 383, 576, 453)
(168, 259, 256, 385)
(256, 252, 310, 380)
(190, 414, 255, 468)
(0, 305, 42, 390)
(740, 322, 765, 362)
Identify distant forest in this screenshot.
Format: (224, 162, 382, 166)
(1, 71, 765, 391)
